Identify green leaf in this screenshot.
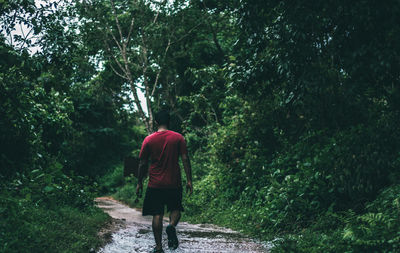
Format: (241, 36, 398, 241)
(43, 186, 54, 192)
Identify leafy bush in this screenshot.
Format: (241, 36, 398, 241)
(0, 169, 110, 253)
(98, 165, 125, 194)
(342, 184, 400, 252)
(181, 109, 400, 251)
(270, 185, 400, 252)
(0, 200, 109, 253)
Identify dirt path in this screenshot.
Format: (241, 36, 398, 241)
(95, 197, 269, 253)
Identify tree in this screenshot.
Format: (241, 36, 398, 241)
(77, 0, 235, 133)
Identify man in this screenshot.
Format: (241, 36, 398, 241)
(136, 110, 193, 253)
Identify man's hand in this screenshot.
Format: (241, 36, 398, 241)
(186, 180, 193, 196)
(136, 182, 143, 197)
(182, 153, 193, 196)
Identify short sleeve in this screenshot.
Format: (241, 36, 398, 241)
(179, 136, 188, 155)
(139, 138, 150, 160)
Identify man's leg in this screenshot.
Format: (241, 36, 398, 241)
(166, 210, 180, 249)
(152, 214, 163, 250)
(169, 210, 181, 226)
(165, 188, 182, 250)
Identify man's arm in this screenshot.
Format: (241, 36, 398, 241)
(138, 158, 148, 184)
(136, 157, 148, 197)
(181, 153, 193, 195)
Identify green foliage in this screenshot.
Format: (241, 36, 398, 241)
(63, 78, 139, 177)
(0, 198, 109, 253)
(0, 168, 110, 252)
(2, 0, 400, 252)
(112, 176, 150, 208)
(0, 2, 139, 251)
(342, 185, 400, 252)
(113, 182, 139, 207)
(270, 185, 400, 252)
(0, 41, 70, 177)
(102, 2, 400, 252)
(98, 165, 125, 194)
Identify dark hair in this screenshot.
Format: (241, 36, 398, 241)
(154, 110, 170, 127)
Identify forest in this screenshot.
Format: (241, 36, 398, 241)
(1, 0, 400, 252)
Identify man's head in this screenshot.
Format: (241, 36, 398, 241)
(154, 110, 170, 128)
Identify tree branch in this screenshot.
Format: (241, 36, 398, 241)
(108, 58, 128, 79)
(104, 39, 126, 76)
(107, 26, 123, 55)
(110, 0, 124, 44)
(126, 16, 135, 47)
(170, 21, 205, 46)
(201, 1, 225, 57)
(151, 38, 171, 97)
(152, 0, 167, 24)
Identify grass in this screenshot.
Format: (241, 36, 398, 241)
(1, 200, 110, 253)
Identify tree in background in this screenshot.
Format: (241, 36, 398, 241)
(0, 0, 140, 179)
(77, 0, 235, 133)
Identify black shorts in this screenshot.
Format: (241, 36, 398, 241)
(142, 187, 184, 216)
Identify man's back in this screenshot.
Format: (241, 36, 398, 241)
(136, 110, 192, 252)
(139, 130, 188, 188)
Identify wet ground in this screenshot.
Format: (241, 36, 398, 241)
(95, 197, 269, 253)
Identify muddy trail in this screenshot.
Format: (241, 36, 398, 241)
(95, 197, 269, 253)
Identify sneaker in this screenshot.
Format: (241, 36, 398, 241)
(166, 224, 179, 249)
(150, 247, 164, 253)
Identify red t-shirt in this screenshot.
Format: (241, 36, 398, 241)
(139, 130, 188, 188)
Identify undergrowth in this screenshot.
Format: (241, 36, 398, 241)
(0, 168, 110, 253)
